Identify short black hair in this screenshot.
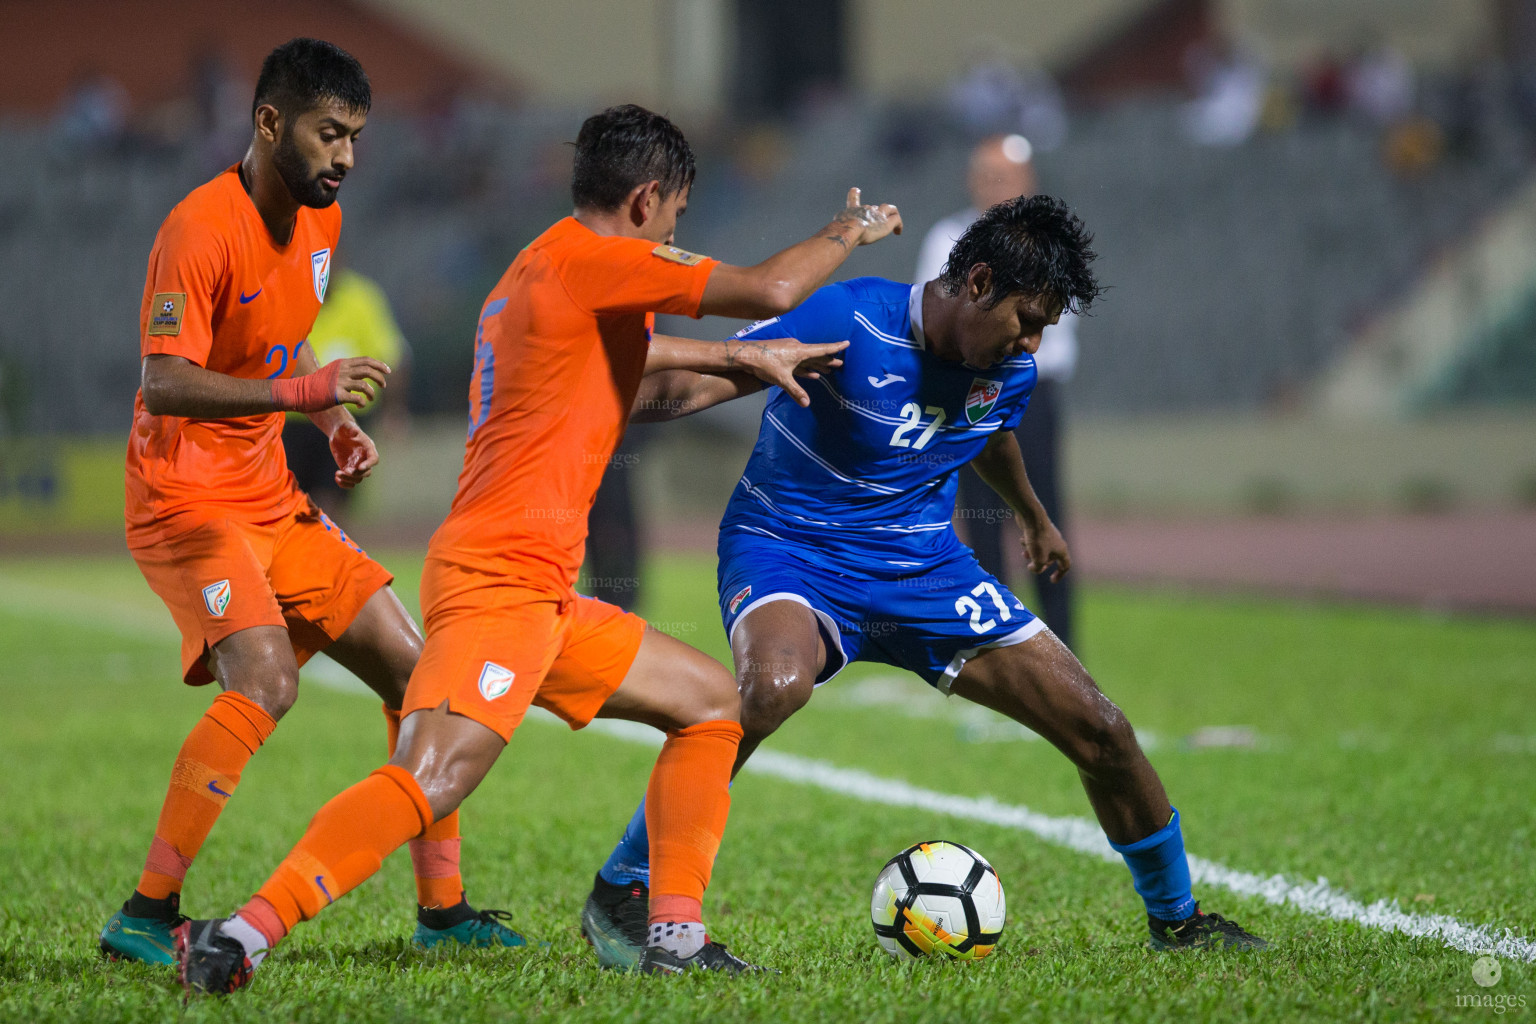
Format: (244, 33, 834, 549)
(571, 104, 696, 211)
(252, 38, 371, 123)
(939, 195, 1104, 313)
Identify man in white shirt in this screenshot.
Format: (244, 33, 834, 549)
(915, 133, 1077, 648)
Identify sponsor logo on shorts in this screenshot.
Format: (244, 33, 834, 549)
(728, 585, 752, 615)
(147, 292, 186, 336)
(965, 378, 1002, 424)
(311, 247, 332, 302)
(478, 661, 515, 701)
(201, 579, 231, 617)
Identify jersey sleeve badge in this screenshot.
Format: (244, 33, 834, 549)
(148, 293, 187, 336)
(651, 244, 708, 266)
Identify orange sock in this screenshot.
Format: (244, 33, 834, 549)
(382, 705, 465, 909)
(135, 691, 276, 901)
(645, 719, 742, 926)
(240, 764, 432, 946)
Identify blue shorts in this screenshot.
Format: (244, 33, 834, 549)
(716, 528, 1046, 691)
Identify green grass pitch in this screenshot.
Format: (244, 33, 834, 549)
(0, 550, 1531, 1022)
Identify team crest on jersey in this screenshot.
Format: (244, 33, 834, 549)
(201, 579, 231, 617)
(478, 661, 515, 701)
(965, 378, 1003, 424)
(311, 248, 332, 303)
(728, 585, 752, 615)
(148, 292, 186, 336)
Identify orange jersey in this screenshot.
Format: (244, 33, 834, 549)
(428, 217, 718, 593)
(125, 166, 341, 535)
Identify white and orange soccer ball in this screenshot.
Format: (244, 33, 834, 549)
(870, 840, 1005, 961)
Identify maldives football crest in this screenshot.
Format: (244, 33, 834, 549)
(965, 378, 1002, 424)
(311, 248, 332, 303)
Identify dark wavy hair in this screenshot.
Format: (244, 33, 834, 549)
(252, 38, 371, 122)
(571, 104, 696, 211)
(939, 195, 1104, 313)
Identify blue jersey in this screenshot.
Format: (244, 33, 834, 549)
(720, 277, 1037, 576)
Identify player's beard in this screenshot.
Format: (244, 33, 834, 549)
(272, 130, 341, 209)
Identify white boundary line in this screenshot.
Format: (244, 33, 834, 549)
(569, 717, 1536, 963)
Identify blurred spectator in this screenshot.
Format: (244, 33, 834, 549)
(1302, 51, 1349, 116)
(1181, 37, 1266, 146)
(53, 71, 128, 156)
(283, 257, 411, 524)
(915, 134, 1077, 647)
(1383, 117, 1444, 176)
(946, 45, 1067, 150)
(1345, 38, 1414, 126)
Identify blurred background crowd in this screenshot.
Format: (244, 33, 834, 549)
(2, 0, 1533, 617)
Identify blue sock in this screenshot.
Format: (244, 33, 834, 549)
(598, 798, 651, 887)
(1107, 807, 1197, 921)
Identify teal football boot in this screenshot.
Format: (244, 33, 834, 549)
(100, 894, 186, 964)
(413, 901, 528, 948)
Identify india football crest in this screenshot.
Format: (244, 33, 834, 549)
(965, 378, 1002, 424)
(478, 661, 515, 700)
(311, 248, 332, 303)
(202, 579, 231, 617)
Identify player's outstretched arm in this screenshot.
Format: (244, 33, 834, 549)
(630, 369, 763, 423)
(140, 353, 390, 419)
(698, 188, 901, 320)
(646, 333, 846, 407)
(970, 430, 1072, 582)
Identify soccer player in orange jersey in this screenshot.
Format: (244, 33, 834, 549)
(175, 103, 901, 990)
(100, 39, 519, 966)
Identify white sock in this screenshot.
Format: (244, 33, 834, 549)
(218, 913, 270, 968)
(647, 921, 706, 959)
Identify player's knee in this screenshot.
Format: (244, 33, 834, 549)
(737, 661, 813, 739)
(1068, 701, 1140, 774)
(673, 658, 741, 727)
(216, 653, 301, 720)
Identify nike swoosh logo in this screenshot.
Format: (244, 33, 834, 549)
(316, 876, 334, 903)
(207, 780, 232, 797)
(239, 288, 262, 304)
(119, 925, 175, 954)
(868, 373, 906, 388)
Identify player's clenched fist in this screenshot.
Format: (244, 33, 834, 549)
(837, 187, 902, 245)
(328, 420, 380, 488)
(270, 356, 391, 413)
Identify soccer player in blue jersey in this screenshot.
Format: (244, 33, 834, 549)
(582, 195, 1267, 965)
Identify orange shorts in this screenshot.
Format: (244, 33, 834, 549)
(129, 498, 394, 685)
(402, 558, 647, 741)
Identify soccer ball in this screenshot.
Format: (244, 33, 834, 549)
(870, 840, 1005, 960)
